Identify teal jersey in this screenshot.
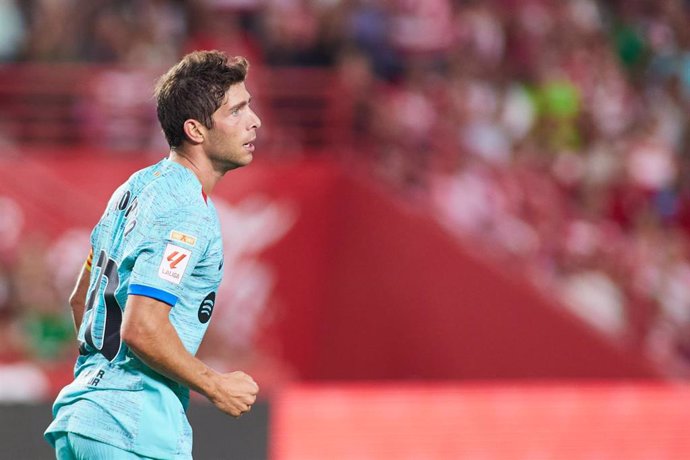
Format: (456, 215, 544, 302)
(45, 158, 224, 459)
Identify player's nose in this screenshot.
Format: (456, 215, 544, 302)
(249, 108, 261, 130)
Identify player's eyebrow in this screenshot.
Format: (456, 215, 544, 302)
(229, 98, 251, 112)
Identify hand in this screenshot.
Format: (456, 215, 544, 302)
(209, 371, 259, 418)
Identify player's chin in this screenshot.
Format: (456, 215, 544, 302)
(227, 152, 253, 170)
(239, 151, 254, 166)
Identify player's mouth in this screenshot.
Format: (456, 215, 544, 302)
(243, 139, 255, 152)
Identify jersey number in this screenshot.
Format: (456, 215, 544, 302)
(81, 250, 123, 361)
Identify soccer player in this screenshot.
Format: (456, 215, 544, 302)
(44, 50, 261, 459)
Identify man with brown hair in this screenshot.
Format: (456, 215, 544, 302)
(45, 50, 261, 459)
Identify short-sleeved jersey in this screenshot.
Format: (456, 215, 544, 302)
(45, 158, 224, 459)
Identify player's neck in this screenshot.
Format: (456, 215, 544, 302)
(168, 150, 221, 195)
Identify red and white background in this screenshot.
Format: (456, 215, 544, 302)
(1, 151, 690, 458)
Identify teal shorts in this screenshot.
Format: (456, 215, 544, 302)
(53, 432, 160, 460)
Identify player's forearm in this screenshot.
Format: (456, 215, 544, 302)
(69, 264, 91, 333)
(69, 299, 85, 334)
(122, 319, 221, 400)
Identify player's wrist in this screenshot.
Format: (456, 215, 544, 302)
(198, 366, 223, 401)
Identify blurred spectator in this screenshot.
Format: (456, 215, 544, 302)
(0, 258, 26, 362)
(0, 0, 25, 61)
(10, 235, 73, 362)
(80, 0, 185, 64)
(344, 0, 402, 80)
(184, 4, 263, 64)
(259, 0, 341, 66)
(21, 0, 81, 61)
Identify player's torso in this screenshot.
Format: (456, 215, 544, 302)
(47, 159, 224, 457)
(78, 159, 224, 364)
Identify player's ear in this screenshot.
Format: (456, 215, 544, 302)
(183, 119, 206, 144)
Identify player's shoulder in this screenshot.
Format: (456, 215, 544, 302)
(130, 159, 204, 210)
(128, 159, 193, 191)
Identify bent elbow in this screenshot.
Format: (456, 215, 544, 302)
(120, 323, 138, 352)
(69, 292, 85, 312)
(120, 297, 172, 356)
(120, 317, 162, 356)
(120, 320, 148, 354)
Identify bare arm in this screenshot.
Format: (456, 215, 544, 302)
(68, 263, 91, 333)
(121, 294, 258, 417)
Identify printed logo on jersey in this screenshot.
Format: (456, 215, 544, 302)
(198, 291, 216, 324)
(158, 244, 192, 284)
(170, 230, 197, 247)
(76, 368, 106, 387)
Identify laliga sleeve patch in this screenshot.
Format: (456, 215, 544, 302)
(158, 244, 192, 285)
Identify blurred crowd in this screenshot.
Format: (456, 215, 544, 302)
(2, 0, 690, 378)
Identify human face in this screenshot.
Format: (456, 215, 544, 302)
(205, 82, 261, 171)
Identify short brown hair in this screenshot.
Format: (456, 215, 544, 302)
(154, 50, 249, 148)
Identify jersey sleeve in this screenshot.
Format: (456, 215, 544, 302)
(124, 201, 209, 307)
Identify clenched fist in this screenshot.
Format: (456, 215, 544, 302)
(208, 371, 259, 418)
